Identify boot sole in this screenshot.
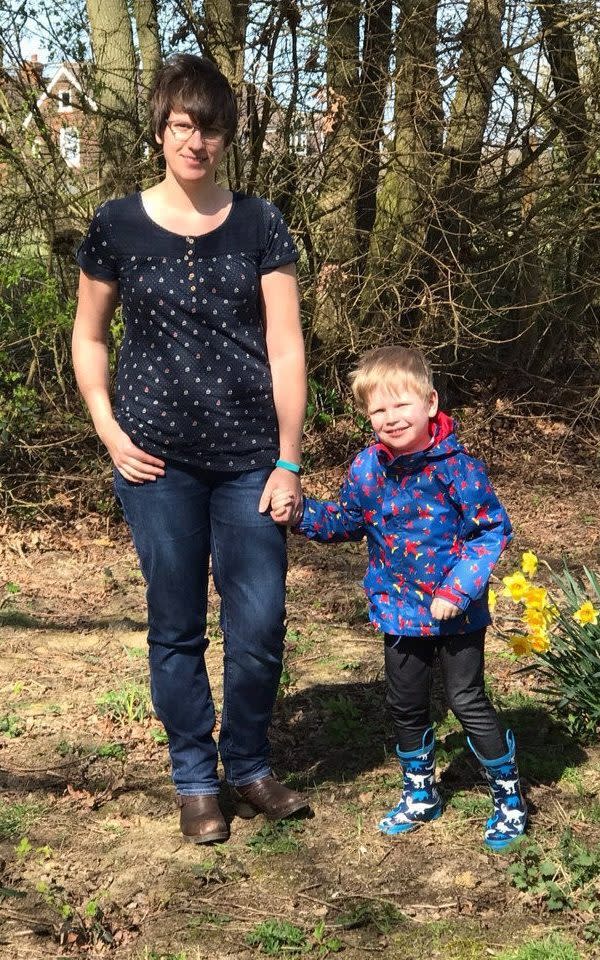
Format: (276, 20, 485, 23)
(182, 829, 230, 844)
(484, 822, 528, 852)
(378, 806, 443, 836)
(235, 798, 310, 821)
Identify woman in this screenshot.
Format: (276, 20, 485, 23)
(72, 54, 308, 843)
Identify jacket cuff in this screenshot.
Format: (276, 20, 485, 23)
(434, 586, 470, 610)
(292, 498, 310, 533)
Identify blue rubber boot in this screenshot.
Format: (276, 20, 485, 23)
(378, 727, 442, 836)
(467, 729, 527, 851)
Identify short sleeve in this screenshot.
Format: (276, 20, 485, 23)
(259, 201, 299, 274)
(76, 202, 119, 281)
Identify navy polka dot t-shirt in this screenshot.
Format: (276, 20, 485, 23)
(76, 191, 299, 471)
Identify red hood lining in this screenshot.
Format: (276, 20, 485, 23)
(375, 410, 456, 463)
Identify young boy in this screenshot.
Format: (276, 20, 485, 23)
(272, 346, 527, 850)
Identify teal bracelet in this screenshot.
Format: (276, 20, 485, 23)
(276, 458, 302, 475)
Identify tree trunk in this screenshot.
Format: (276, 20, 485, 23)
(203, 0, 249, 89)
(374, 0, 442, 264)
(133, 0, 162, 95)
(311, 0, 360, 350)
(86, 0, 140, 197)
(425, 0, 506, 264)
(203, 0, 250, 190)
(534, 1, 596, 361)
(355, 0, 393, 276)
(536, 0, 589, 168)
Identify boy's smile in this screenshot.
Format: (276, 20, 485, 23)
(367, 385, 438, 457)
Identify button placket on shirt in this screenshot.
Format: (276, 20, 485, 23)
(186, 236, 196, 292)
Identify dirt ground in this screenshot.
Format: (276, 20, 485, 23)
(0, 456, 599, 960)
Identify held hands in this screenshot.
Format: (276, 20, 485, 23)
(270, 486, 301, 524)
(259, 470, 303, 525)
(102, 420, 165, 484)
(430, 597, 461, 620)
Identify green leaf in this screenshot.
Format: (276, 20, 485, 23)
(0, 886, 26, 898)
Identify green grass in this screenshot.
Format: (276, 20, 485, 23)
(277, 663, 294, 698)
(246, 919, 308, 955)
(413, 921, 488, 959)
(580, 800, 600, 823)
(56, 739, 127, 761)
(142, 952, 187, 960)
(95, 742, 127, 761)
(0, 713, 24, 737)
(96, 683, 152, 723)
(246, 819, 305, 856)
(447, 791, 491, 816)
(434, 714, 461, 738)
(0, 799, 44, 840)
(495, 933, 583, 960)
(150, 727, 169, 745)
(506, 829, 600, 913)
(321, 693, 366, 745)
(436, 730, 466, 766)
(125, 646, 147, 659)
(559, 766, 586, 794)
(337, 898, 404, 933)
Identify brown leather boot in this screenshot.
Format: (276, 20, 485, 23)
(177, 794, 229, 844)
(234, 775, 310, 821)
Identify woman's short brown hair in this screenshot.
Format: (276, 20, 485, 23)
(149, 54, 238, 146)
(349, 346, 435, 412)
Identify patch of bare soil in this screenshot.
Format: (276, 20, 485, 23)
(0, 462, 598, 959)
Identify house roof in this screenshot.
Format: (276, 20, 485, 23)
(22, 62, 98, 129)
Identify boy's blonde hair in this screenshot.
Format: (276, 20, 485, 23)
(349, 346, 434, 412)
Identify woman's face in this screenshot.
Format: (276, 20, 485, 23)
(157, 111, 227, 183)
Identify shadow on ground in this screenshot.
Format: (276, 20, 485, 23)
(0, 609, 147, 632)
(274, 679, 589, 800)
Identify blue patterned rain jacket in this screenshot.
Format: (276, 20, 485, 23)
(297, 412, 512, 637)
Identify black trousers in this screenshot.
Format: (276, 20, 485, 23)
(384, 629, 505, 759)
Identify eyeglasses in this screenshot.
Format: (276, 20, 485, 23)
(165, 120, 225, 144)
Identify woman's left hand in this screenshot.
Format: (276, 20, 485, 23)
(259, 468, 303, 525)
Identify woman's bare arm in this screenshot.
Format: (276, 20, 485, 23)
(258, 263, 306, 521)
(72, 271, 165, 483)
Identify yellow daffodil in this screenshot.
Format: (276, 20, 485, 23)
(529, 633, 550, 653)
(523, 608, 549, 633)
(488, 588, 497, 612)
(502, 571, 528, 602)
(573, 601, 599, 627)
(523, 585, 548, 610)
(508, 635, 533, 656)
(521, 550, 539, 577)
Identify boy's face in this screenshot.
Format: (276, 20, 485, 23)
(367, 384, 438, 457)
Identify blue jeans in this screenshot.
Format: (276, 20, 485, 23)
(113, 463, 287, 795)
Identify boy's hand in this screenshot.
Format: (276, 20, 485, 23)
(268, 486, 302, 525)
(430, 597, 461, 620)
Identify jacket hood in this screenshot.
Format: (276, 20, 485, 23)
(375, 410, 462, 467)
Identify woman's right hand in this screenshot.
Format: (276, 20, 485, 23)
(102, 420, 165, 483)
